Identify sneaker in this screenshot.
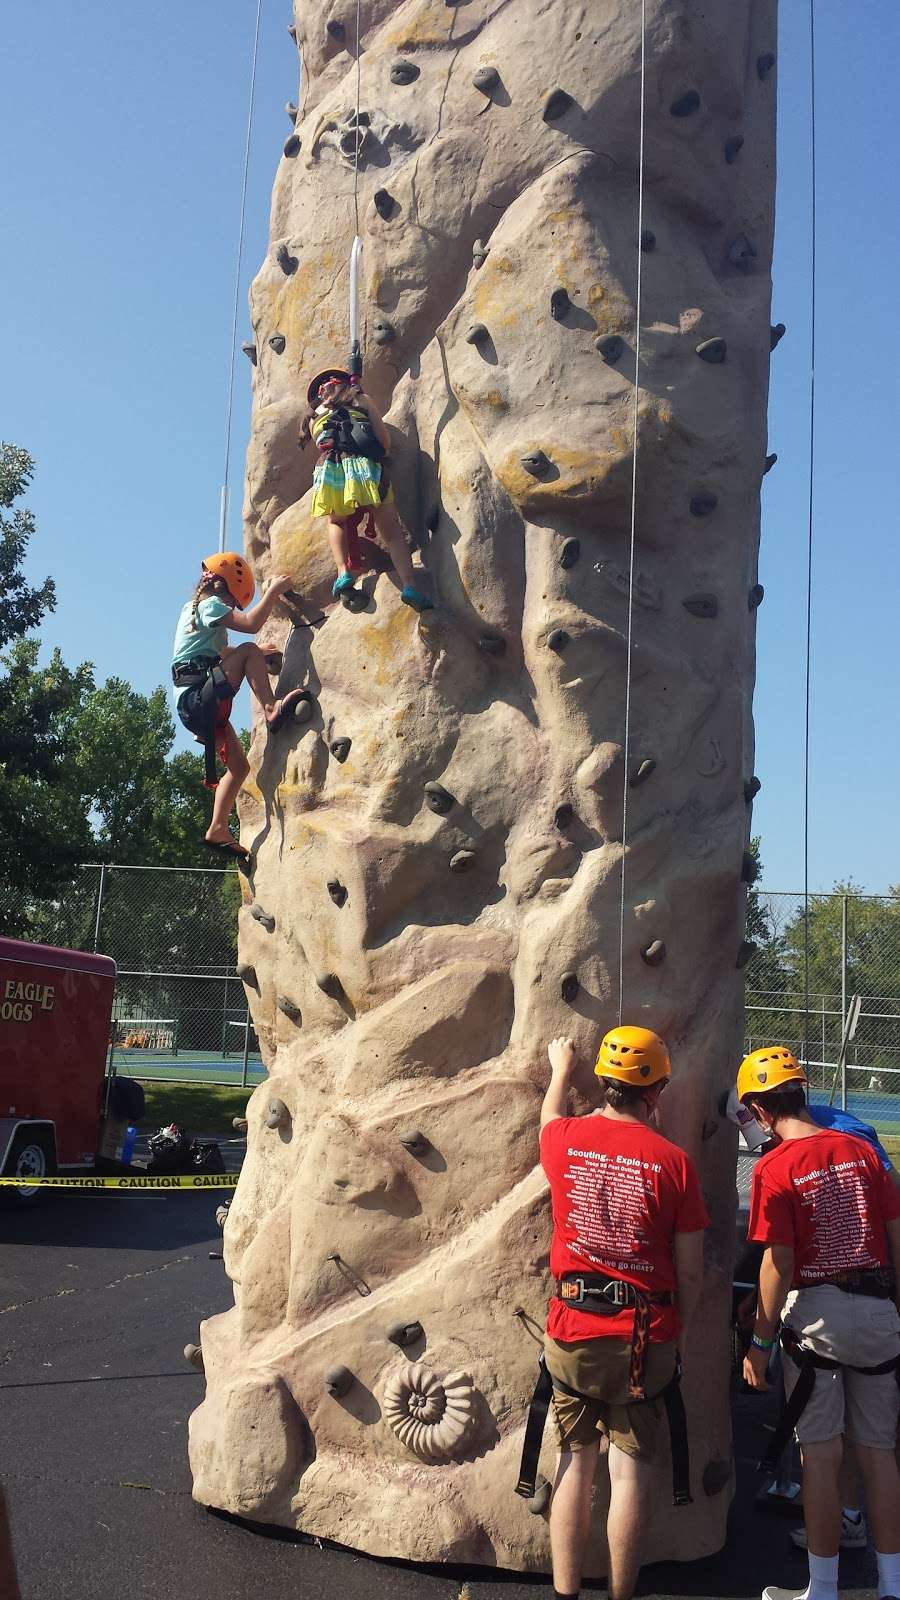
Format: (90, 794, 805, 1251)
(789, 1510, 867, 1550)
(763, 1589, 809, 1599)
(332, 573, 356, 597)
(400, 584, 434, 612)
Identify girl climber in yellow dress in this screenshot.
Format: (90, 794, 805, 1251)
(301, 368, 433, 612)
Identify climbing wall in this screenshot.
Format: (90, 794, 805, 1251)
(188, 0, 778, 1573)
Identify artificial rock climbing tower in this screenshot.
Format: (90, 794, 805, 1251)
(188, 0, 778, 1574)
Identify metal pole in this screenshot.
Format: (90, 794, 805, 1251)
(93, 864, 107, 953)
(218, 484, 230, 553)
(241, 1005, 252, 1089)
(841, 894, 848, 1110)
(821, 995, 825, 1100)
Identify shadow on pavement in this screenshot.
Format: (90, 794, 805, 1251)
(0, 1190, 221, 1252)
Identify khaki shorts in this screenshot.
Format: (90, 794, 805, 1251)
(544, 1334, 677, 1462)
(782, 1284, 900, 1450)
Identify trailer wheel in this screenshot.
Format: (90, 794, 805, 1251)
(3, 1130, 56, 1205)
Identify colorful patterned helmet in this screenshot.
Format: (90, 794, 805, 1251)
(594, 1025, 671, 1085)
(201, 552, 254, 610)
(736, 1046, 806, 1104)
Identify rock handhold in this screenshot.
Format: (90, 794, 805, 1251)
(276, 994, 302, 1025)
(521, 450, 551, 478)
(237, 963, 259, 989)
(472, 66, 499, 94)
(472, 238, 489, 268)
(546, 628, 570, 652)
(525, 1478, 552, 1516)
(743, 776, 762, 804)
(374, 188, 395, 220)
(560, 538, 580, 569)
(372, 318, 395, 346)
(696, 337, 726, 364)
(265, 1098, 291, 1131)
(596, 334, 624, 365)
(386, 1320, 424, 1348)
(399, 1130, 430, 1157)
(724, 134, 745, 164)
(283, 134, 301, 158)
(736, 940, 757, 970)
(542, 88, 573, 121)
(268, 333, 286, 354)
(670, 89, 701, 118)
(550, 287, 571, 321)
(728, 234, 757, 270)
(327, 880, 348, 907)
(287, 24, 297, 42)
(763, 453, 777, 475)
(703, 1459, 732, 1498)
(465, 322, 490, 346)
(391, 59, 420, 84)
(326, 18, 345, 38)
(215, 1203, 230, 1229)
(640, 229, 656, 252)
(560, 972, 580, 1003)
(250, 905, 275, 932)
(748, 583, 765, 611)
(449, 849, 476, 873)
(276, 242, 298, 275)
(330, 737, 352, 762)
(757, 51, 776, 81)
(325, 1365, 354, 1398)
(316, 972, 344, 1000)
(285, 101, 299, 123)
(682, 593, 719, 619)
(690, 491, 718, 517)
(740, 851, 759, 885)
(292, 693, 315, 724)
(232, 1116, 248, 1133)
(629, 758, 656, 788)
(341, 586, 369, 613)
(275, 985, 299, 1024)
(478, 634, 506, 656)
(241, 342, 257, 365)
(555, 803, 574, 830)
(424, 781, 454, 815)
(770, 322, 786, 351)
(184, 1343, 205, 1373)
(641, 940, 667, 967)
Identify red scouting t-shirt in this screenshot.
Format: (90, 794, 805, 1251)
(748, 1128, 900, 1287)
(539, 1115, 709, 1344)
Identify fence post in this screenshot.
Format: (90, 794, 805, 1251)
(93, 864, 107, 954)
(241, 1004, 252, 1089)
(840, 894, 849, 1110)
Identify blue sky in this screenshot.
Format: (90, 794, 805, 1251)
(2, 3, 897, 893)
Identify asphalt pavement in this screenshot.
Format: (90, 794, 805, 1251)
(0, 1178, 880, 1600)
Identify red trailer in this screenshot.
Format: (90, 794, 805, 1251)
(0, 936, 140, 1198)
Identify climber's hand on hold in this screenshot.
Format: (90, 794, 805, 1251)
(548, 1036, 578, 1079)
(269, 574, 295, 598)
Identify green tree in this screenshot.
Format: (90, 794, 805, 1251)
(0, 444, 55, 647)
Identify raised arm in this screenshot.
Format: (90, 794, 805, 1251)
(223, 574, 294, 635)
(540, 1037, 578, 1129)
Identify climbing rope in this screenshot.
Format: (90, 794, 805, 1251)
(616, 0, 648, 1026)
(801, 0, 818, 1066)
(219, 0, 264, 551)
(353, 0, 362, 239)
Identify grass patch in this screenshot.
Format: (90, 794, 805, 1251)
(138, 1082, 252, 1137)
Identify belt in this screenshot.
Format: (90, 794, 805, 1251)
(172, 655, 219, 688)
(557, 1272, 674, 1311)
(827, 1268, 894, 1300)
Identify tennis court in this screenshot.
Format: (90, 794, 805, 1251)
(112, 1044, 266, 1086)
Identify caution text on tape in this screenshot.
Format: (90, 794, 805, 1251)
(0, 1173, 239, 1191)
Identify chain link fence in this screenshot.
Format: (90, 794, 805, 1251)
(745, 890, 900, 1136)
(35, 864, 263, 1085)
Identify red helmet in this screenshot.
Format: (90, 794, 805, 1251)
(307, 367, 351, 405)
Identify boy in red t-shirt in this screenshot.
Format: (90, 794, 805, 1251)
(740, 1045, 900, 1600)
(539, 1027, 707, 1600)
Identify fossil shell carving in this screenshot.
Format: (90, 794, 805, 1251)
(382, 1363, 479, 1462)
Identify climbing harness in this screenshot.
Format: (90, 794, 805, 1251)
(219, 0, 263, 550)
(171, 656, 233, 789)
(616, 0, 647, 1025)
(759, 1316, 900, 1477)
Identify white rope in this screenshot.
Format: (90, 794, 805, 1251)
(219, 0, 264, 551)
(802, 0, 818, 1063)
(353, 0, 362, 239)
(616, 0, 647, 1026)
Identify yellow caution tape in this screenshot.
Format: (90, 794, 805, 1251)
(0, 1173, 239, 1191)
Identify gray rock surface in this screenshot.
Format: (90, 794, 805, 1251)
(188, 0, 777, 1574)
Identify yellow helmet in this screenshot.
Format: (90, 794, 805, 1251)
(202, 552, 255, 610)
(736, 1046, 806, 1104)
(594, 1025, 671, 1086)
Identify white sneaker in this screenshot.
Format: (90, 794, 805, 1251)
(789, 1509, 867, 1550)
(762, 1587, 809, 1599)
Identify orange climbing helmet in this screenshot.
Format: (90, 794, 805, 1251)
(594, 1025, 671, 1086)
(736, 1046, 806, 1105)
(307, 367, 352, 406)
(201, 552, 255, 610)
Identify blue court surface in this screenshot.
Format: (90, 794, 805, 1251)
(112, 1047, 266, 1085)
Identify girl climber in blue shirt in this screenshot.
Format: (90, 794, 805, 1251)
(171, 552, 307, 863)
